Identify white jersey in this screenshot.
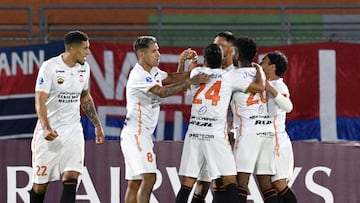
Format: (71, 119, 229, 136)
(267, 78, 291, 146)
(178, 67, 251, 179)
(120, 63, 168, 180)
(34, 54, 90, 136)
(121, 63, 168, 137)
(32, 54, 89, 183)
(187, 67, 251, 136)
(231, 67, 276, 175)
(231, 68, 273, 138)
(268, 78, 294, 181)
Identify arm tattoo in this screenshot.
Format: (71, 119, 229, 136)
(163, 80, 190, 97)
(81, 98, 101, 127)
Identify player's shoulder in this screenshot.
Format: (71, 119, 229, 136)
(231, 67, 256, 78)
(40, 55, 62, 71)
(271, 78, 290, 91)
(128, 63, 153, 82)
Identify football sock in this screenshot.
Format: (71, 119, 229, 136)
(60, 178, 78, 203)
(238, 186, 248, 203)
(191, 193, 206, 203)
(176, 185, 192, 203)
(224, 183, 240, 203)
(263, 188, 279, 203)
(279, 186, 297, 203)
(29, 188, 45, 203)
(212, 186, 225, 203)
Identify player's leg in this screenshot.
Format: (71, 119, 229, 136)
(192, 180, 210, 203)
(213, 175, 239, 203)
(272, 141, 297, 203)
(59, 132, 84, 203)
(137, 173, 156, 203)
(29, 183, 48, 203)
(60, 171, 80, 203)
(176, 176, 196, 203)
(257, 175, 279, 203)
(273, 179, 297, 203)
(237, 172, 251, 203)
(124, 179, 141, 203)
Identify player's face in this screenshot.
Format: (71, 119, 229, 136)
(260, 56, 274, 75)
(143, 42, 160, 67)
(73, 40, 90, 65)
(213, 36, 234, 67)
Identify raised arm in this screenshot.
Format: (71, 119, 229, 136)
(245, 63, 265, 93)
(177, 48, 198, 73)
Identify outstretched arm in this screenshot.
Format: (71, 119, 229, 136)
(150, 73, 208, 98)
(80, 90, 105, 144)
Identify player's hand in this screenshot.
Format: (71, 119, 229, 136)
(265, 80, 272, 91)
(189, 72, 209, 85)
(95, 125, 105, 144)
(43, 127, 58, 141)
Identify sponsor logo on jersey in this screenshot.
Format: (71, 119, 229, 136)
(57, 77, 64, 84)
(145, 76, 153, 83)
(56, 70, 65, 73)
(189, 133, 215, 140)
(198, 106, 207, 115)
(254, 120, 272, 125)
(79, 74, 84, 83)
(189, 120, 213, 127)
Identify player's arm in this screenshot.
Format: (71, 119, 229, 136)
(162, 71, 191, 85)
(245, 63, 265, 93)
(150, 72, 208, 98)
(80, 89, 105, 144)
(177, 48, 198, 73)
(35, 91, 58, 141)
(265, 81, 293, 113)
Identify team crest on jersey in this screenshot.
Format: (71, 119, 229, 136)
(145, 76, 153, 83)
(57, 77, 64, 84)
(79, 74, 84, 83)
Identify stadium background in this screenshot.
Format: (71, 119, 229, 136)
(1, 0, 360, 202)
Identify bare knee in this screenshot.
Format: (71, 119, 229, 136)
(142, 173, 156, 186)
(194, 181, 210, 198)
(272, 179, 288, 192)
(32, 183, 48, 194)
(256, 175, 273, 192)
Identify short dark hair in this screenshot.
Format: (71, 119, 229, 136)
(64, 31, 89, 46)
(235, 36, 257, 63)
(267, 51, 288, 76)
(133, 36, 157, 52)
(204, 43, 223, 69)
(214, 31, 236, 46)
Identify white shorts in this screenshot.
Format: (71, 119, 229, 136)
(272, 138, 294, 182)
(234, 134, 276, 175)
(179, 131, 237, 180)
(120, 128, 157, 180)
(193, 162, 212, 182)
(31, 123, 85, 184)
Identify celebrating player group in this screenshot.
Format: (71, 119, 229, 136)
(30, 30, 297, 203)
